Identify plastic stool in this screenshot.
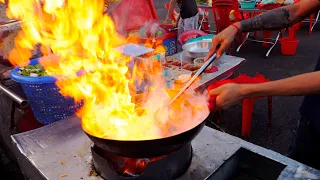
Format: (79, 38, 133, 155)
(208, 74, 272, 137)
(18, 107, 44, 133)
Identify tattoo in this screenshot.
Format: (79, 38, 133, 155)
(240, 8, 296, 32)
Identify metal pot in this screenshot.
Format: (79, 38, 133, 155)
(182, 40, 212, 59)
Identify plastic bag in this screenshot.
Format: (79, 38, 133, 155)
(139, 21, 166, 38)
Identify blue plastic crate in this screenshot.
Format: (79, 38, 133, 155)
(240, 1, 256, 9)
(163, 38, 177, 56)
(10, 57, 82, 125)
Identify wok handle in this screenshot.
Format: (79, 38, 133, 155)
(0, 83, 28, 107)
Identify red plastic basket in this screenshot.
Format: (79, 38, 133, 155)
(280, 37, 299, 56)
(178, 30, 207, 45)
(257, 3, 281, 10)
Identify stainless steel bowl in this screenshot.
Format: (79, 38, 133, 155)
(182, 40, 212, 59)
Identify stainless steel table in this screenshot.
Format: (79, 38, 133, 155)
(11, 115, 320, 180)
(9, 53, 245, 180)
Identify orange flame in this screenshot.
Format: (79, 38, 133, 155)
(4, 0, 209, 140)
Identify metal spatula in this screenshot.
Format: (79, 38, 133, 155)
(169, 53, 217, 104)
(154, 53, 217, 134)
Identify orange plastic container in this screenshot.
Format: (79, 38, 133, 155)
(280, 37, 299, 56)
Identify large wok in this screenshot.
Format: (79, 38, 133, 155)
(84, 115, 209, 158)
(84, 89, 212, 158)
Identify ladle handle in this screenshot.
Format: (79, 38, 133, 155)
(169, 53, 217, 104)
(0, 83, 28, 107)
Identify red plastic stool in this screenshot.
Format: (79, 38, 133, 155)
(208, 74, 272, 137)
(294, 0, 316, 35)
(212, 0, 240, 34)
(178, 30, 207, 45)
(262, 30, 272, 48)
(309, 14, 315, 34)
(18, 107, 44, 133)
(234, 74, 272, 137)
(211, 0, 242, 54)
(240, 96, 272, 137)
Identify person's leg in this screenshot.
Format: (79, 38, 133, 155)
(177, 18, 184, 40)
(177, 18, 184, 52)
(183, 13, 199, 32)
(287, 116, 320, 169)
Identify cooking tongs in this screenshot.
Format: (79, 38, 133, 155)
(169, 53, 217, 104)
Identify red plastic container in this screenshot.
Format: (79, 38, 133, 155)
(280, 37, 299, 56)
(178, 30, 207, 45)
(257, 3, 281, 10)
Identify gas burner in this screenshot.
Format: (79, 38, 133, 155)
(91, 143, 193, 180)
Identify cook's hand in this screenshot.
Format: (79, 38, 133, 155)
(205, 23, 240, 61)
(209, 83, 245, 109)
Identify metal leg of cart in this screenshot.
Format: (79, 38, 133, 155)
(237, 30, 282, 58)
(265, 30, 281, 58)
(311, 11, 320, 33)
(199, 14, 205, 31)
(236, 32, 250, 52)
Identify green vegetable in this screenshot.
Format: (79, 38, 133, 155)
(19, 64, 48, 77)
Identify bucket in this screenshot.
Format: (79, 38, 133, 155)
(240, 1, 256, 9)
(280, 37, 299, 56)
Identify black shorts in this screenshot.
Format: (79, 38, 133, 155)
(287, 116, 320, 169)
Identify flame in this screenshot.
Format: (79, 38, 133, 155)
(4, 0, 209, 140)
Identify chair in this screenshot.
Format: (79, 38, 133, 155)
(208, 74, 272, 137)
(212, 0, 240, 34)
(211, 0, 242, 54)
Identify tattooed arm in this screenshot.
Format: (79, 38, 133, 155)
(240, 0, 320, 32)
(206, 0, 320, 59)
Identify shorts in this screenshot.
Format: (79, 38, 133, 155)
(177, 13, 199, 39)
(287, 116, 320, 169)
